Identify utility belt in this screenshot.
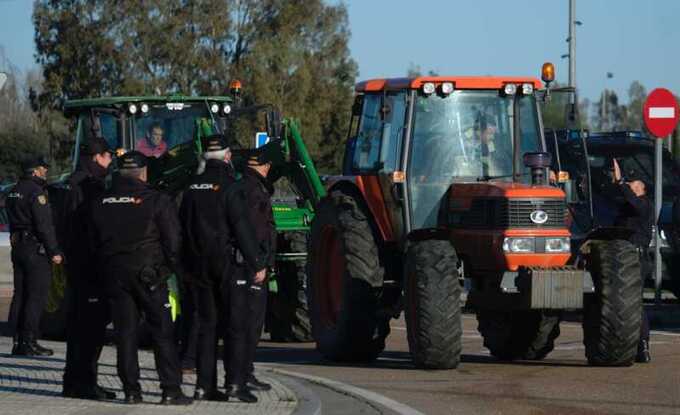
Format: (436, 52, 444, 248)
(10, 230, 46, 254)
(10, 230, 37, 243)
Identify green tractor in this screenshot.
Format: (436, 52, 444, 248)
(44, 92, 325, 341)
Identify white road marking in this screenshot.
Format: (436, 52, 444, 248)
(649, 107, 676, 118)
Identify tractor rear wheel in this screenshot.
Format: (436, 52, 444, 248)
(268, 232, 312, 342)
(404, 239, 462, 369)
(477, 310, 560, 361)
(582, 239, 641, 366)
(307, 190, 389, 362)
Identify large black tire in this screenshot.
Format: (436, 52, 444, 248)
(307, 190, 389, 362)
(404, 239, 462, 369)
(583, 239, 641, 366)
(477, 310, 560, 361)
(269, 232, 313, 342)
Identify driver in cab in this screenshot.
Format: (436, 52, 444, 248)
(137, 124, 167, 158)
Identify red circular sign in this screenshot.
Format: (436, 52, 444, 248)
(643, 88, 679, 138)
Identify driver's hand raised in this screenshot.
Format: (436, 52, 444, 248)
(612, 158, 622, 183)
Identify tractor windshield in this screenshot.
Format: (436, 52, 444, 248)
(407, 91, 541, 229)
(131, 103, 215, 158)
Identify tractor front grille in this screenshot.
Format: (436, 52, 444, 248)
(448, 198, 566, 229)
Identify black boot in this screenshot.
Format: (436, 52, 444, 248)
(636, 339, 651, 363)
(246, 374, 272, 391)
(15, 335, 53, 357)
(64, 384, 116, 401)
(225, 384, 258, 403)
(160, 390, 193, 406)
(193, 387, 228, 401)
(124, 390, 143, 404)
(10, 336, 19, 355)
(30, 340, 53, 356)
(13, 339, 52, 357)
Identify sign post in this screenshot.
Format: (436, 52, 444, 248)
(643, 88, 680, 304)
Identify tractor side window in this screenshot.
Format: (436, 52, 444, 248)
(78, 113, 121, 153)
(380, 92, 407, 172)
(352, 94, 382, 172)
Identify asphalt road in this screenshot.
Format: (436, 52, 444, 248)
(257, 314, 680, 415)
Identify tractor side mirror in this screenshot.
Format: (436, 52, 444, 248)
(265, 110, 282, 140)
(343, 137, 357, 175)
(352, 95, 364, 116)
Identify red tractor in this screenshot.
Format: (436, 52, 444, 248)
(306, 65, 643, 368)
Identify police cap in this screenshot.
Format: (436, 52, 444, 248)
(239, 139, 284, 165)
(202, 134, 232, 152)
(81, 136, 112, 155)
(118, 151, 148, 170)
(21, 155, 50, 172)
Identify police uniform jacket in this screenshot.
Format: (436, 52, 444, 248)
(6, 175, 61, 257)
(89, 175, 183, 278)
(62, 158, 107, 272)
(615, 182, 654, 248)
(239, 168, 277, 269)
(180, 159, 266, 285)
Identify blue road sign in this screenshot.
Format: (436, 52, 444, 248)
(255, 132, 269, 148)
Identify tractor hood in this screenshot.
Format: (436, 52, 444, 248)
(448, 182, 565, 207)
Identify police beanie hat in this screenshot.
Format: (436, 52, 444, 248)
(118, 151, 148, 170)
(81, 136, 112, 155)
(203, 134, 230, 152)
(21, 155, 50, 172)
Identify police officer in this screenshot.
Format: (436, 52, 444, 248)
(89, 151, 192, 405)
(225, 141, 279, 399)
(62, 136, 116, 400)
(180, 135, 266, 403)
(6, 156, 62, 356)
(612, 158, 653, 363)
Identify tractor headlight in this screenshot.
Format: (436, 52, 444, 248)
(128, 103, 138, 114)
(440, 82, 454, 95)
(521, 83, 534, 95)
(222, 104, 231, 114)
(503, 237, 534, 253)
(210, 103, 220, 114)
(545, 237, 571, 253)
(422, 82, 436, 95)
(140, 103, 149, 113)
(503, 84, 517, 96)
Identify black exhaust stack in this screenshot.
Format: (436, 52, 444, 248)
(523, 152, 552, 186)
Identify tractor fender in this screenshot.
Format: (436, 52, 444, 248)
(578, 226, 636, 255)
(325, 176, 395, 243)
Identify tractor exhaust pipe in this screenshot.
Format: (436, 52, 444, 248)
(523, 152, 552, 186)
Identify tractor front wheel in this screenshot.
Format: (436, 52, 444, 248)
(582, 239, 641, 366)
(306, 190, 389, 362)
(404, 239, 462, 369)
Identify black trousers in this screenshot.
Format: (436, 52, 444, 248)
(225, 266, 267, 387)
(639, 251, 651, 344)
(8, 240, 52, 341)
(179, 281, 199, 370)
(106, 271, 181, 394)
(195, 276, 228, 392)
(63, 265, 109, 391)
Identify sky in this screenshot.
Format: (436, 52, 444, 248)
(0, 0, 679, 104)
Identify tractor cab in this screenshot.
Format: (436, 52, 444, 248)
(342, 76, 569, 271)
(63, 96, 234, 192)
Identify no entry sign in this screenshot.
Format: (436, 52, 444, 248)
(643, 88, 679, 138)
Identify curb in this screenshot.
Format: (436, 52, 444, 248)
(262, 365, 426, 415)
(270, 371, 322, 415)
